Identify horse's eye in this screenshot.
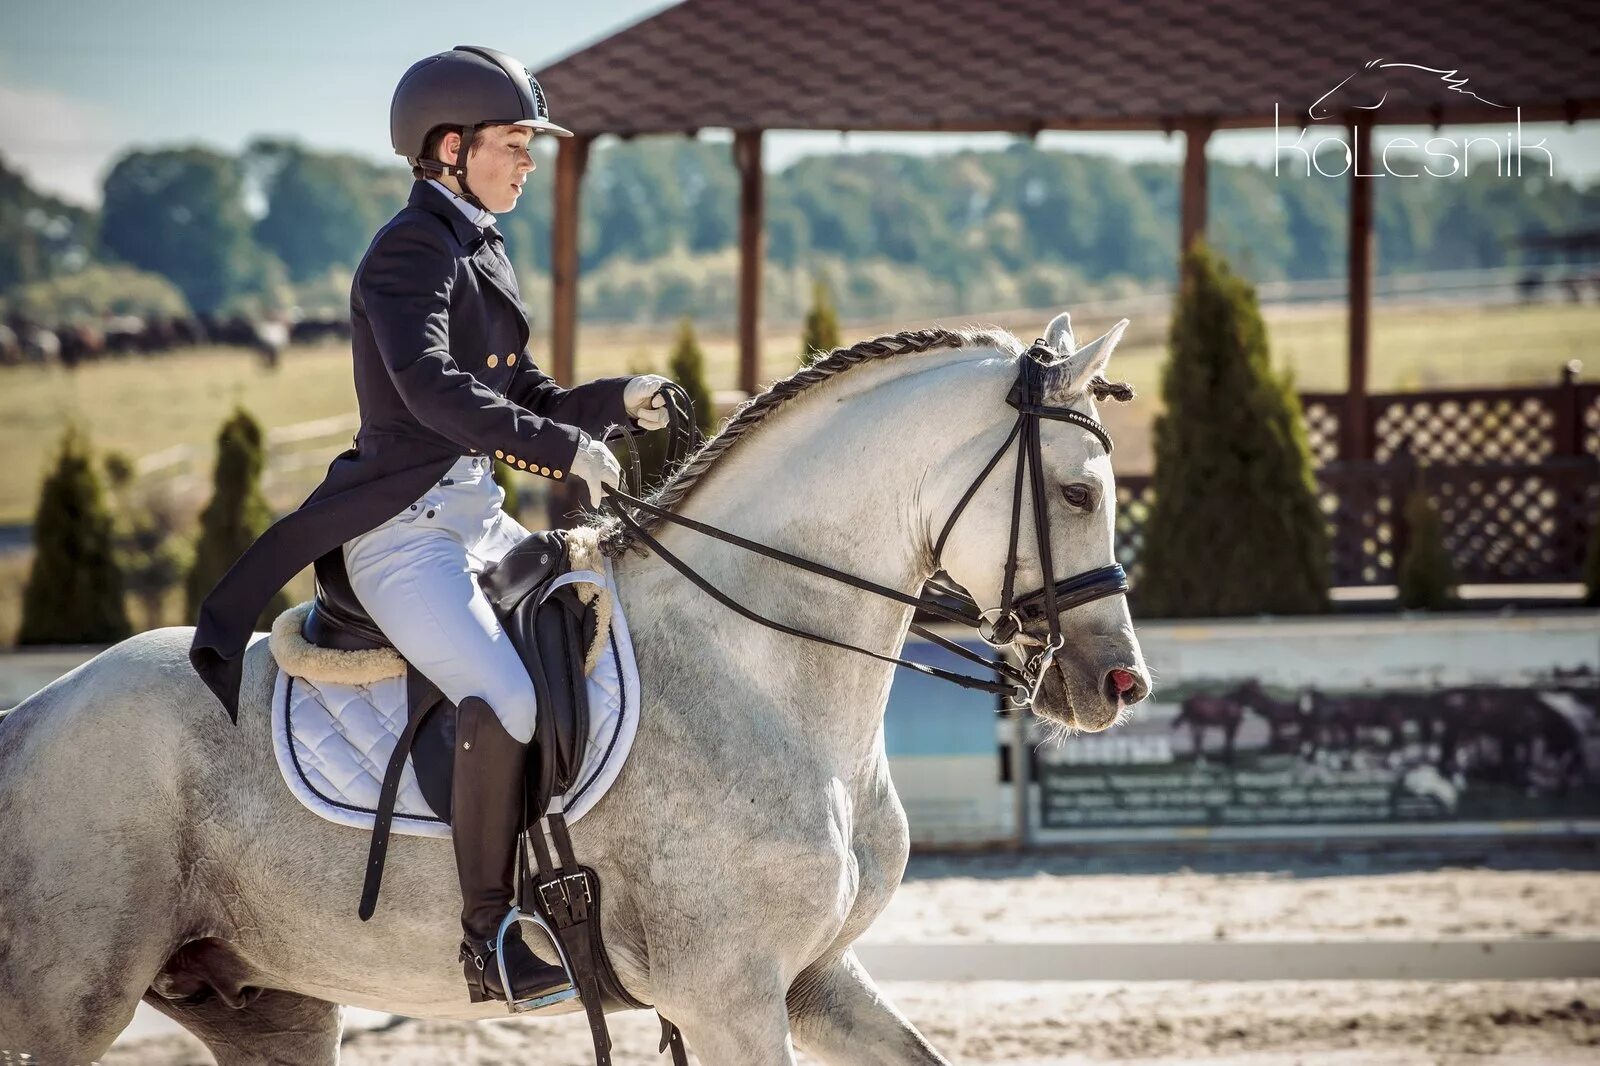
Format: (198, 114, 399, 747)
(1061, 484, 1093, 510)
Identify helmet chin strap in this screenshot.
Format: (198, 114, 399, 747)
(416, 124, 488, 211)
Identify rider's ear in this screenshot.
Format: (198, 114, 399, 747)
(1045, 318, 1130, 402)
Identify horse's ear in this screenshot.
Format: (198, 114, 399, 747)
(1044, 318, 1129, 401)
(1043, 311, 1076, 354)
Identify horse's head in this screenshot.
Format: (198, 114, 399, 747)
(936, 311, 1149, 733)
(1309, 59, 1506, 121)
(1308, 61, 1387, 121)
(1233, 678, 1265, 701)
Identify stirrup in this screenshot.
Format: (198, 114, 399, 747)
(493, 906, 580, 1013)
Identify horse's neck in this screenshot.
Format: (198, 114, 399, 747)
(614, 347, 1001, 764)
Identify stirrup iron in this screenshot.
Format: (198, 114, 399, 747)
(494, 905, 580, 1012)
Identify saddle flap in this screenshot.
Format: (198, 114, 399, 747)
(498, 578, 594, 811)
(478, 529, 571, 615)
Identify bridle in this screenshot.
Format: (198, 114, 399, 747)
(599, 341, 1130, 709)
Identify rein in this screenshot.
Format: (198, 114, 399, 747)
(601, 346, 1130, 708)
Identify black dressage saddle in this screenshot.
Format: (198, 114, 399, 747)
(302, 529, 597, 910)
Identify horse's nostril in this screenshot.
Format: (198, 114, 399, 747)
(1103, 668, 1144, 705)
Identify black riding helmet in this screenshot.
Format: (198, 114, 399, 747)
(391, 45, 572, 206)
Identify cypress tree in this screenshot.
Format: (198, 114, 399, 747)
(18, 425, 132, 644)
(1136, 242, 1328, 617)
(800, 276, 841, 365)
(668, 318, 718, 439)
(104, 450, 193, 631)
(186, 407, 291, 629)
(1397, 485, 1457, 610)
(611, 324, 720, 497)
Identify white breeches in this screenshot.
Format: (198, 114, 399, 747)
(342, 454, 538, 743)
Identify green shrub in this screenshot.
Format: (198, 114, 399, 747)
(1397, 485, 1457, 610)
(1136, 242, 1328, 617)
(186, 407, 290, 629)
(800, 276, 841, 365)
(104, 463, 193, 632)
(3, 264, 190, 322)
(18, 425, 132, 644)
(667, 318, 718, 438)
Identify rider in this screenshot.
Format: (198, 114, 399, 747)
(188, 44, 669, 1007)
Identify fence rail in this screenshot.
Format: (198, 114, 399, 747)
(1119, 366, 1600, 588)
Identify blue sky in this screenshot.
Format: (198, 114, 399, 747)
(4, 0, 1597, 206)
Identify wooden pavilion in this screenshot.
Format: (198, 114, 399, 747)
(537, 0, 1597, 463)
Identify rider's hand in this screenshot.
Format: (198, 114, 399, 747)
(623, 374, 671, 431)
(569, 435, 622, 508)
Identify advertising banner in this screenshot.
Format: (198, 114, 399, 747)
(1033, 613, 1600, 841)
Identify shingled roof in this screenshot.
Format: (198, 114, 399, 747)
(536, 0, 1599, 136)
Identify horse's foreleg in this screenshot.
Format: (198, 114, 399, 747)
(788, 950, 950, 1065)
(651, 961, 798, 1065)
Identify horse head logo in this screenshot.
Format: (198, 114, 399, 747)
(1308, 58, 1508, 120)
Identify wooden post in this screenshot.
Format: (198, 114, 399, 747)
(1556, 359, 1584, 457)
(734, 130, 764, 397)
(548, 134, 592, 528)
(1179, 120, 1212, 262)
(1345, 119, 1373, 461)
(550, 133, 591, 389)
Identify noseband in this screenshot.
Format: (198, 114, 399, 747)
(601, 341, 1129, 708)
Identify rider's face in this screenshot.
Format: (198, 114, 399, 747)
(443, 125, 536, 214)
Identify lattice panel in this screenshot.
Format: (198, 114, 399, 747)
(1371, 395, 1556, 465)
(1583, 386, 1600, 459)
(1425, 465, 1596, 584)
(1111, 462, 1598, 590)
(1318, 477, 1396, 586)
(1114, 476, 1154, 581)
(1298, 396, 1343, 468)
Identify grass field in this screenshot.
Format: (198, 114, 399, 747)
(2, 300, 1592, 527)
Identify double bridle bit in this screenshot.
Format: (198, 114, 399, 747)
(601, 341, 1129, 708)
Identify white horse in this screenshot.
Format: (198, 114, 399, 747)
(0, 313, 1148, 1064)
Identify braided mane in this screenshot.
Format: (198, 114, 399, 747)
(594, 325, 1131, 556)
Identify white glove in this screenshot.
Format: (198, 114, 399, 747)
(569, 435, 622, 508)
(623, 374, 672, 431)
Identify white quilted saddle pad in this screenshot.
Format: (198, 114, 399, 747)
(271, 559, 640, 839)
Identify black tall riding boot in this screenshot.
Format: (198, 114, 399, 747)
(451, 696, 572, 1005)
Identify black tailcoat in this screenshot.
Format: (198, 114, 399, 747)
(190, 180, 635, 721)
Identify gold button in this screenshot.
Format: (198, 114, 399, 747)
(507, 353, 517, 365)
(552, 469, 562, 479)
(540, 466, 550, 475)
(518, 459, 528, 469)
(494, 449, 505, 459)
(506, 453, 516, 464)
(486, 354, 499, 368)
